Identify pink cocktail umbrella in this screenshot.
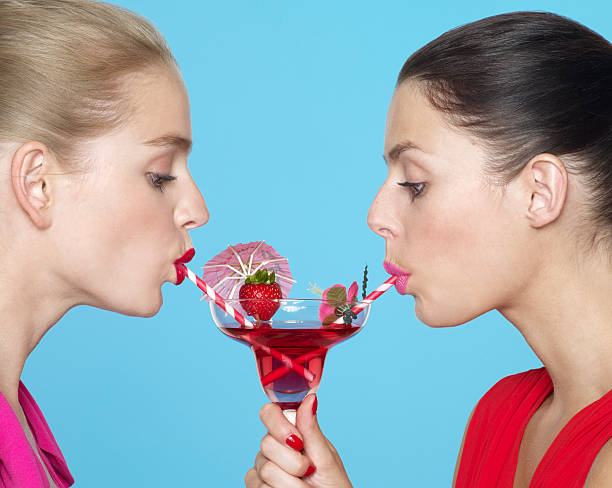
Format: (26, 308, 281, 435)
(202, 241, 295, 299)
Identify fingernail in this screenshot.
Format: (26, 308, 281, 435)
(304, 465, 316, 477)
(312, 394, 318, 416)
(285, 434, 303, 451)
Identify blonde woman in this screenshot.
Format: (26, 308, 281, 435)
(246, 12, 612, 488)
(0, 1, 208, 486)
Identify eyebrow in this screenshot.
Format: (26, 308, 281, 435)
(143, 134, 192, 154)
(383, 140, 424, 164)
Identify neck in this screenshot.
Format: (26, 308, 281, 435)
(500, 248, 612, 416)
(0, 253, 74, 410)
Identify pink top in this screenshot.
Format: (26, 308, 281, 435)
(0, 382, 74, 488)
(456, 368, 612, 487)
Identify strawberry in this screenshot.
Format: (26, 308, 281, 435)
(239, 269, 282, 321)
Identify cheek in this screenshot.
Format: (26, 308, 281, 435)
(409, 193, 486, 263)
(98, 195, 175, 276)
(406, 190, 520, 325)
(66, 185, 177, 314)
(99, 198, 174, 312)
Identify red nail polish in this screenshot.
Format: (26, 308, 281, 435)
(285, 434, 303, 451)
(304, 465, 316, 477)
(312, 395, 318, 416)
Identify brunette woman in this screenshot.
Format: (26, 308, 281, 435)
(246, 12, 612, 488)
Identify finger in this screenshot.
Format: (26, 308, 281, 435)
(245, 466, 271, 488)
(296, 394, 339, 470)
(260, 434, 314, 477)
(255, 451, 311, 488)
(259, 403, 305, 452)
(322, 436, 348, 469)
(254, 451, 267, 470)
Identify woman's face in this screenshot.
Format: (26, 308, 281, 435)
(51, 67, 209, 317)
(368, 82, 531, 327)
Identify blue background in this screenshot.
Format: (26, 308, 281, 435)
(23, 1, 611, 486)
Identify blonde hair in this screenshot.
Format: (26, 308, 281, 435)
(0, 0, 177, 163)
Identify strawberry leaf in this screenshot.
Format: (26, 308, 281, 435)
(245, 268, 279, 285)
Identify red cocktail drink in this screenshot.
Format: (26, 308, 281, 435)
(220, 323, 361, 409)
(209, 299, 370, 416)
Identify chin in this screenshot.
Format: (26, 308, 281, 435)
(139, 294, 164, 318)
(414, 298, 475, 328)
(117, 292, 163, 318)
(89, 286, 164, 317)
(137, 305, 162, 318)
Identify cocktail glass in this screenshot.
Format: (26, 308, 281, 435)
(209, 298, 371, 421)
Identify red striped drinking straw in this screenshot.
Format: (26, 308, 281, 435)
(181, 265, 315, 382)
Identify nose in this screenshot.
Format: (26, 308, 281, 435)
(175, 175, 209, 230)
(367, 182, 400, 240)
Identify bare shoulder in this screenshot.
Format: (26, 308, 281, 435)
(584, 438, 612, 487)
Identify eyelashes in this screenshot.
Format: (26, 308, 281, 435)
(397, 181, 425, 200)
(148, 172, 177, 192)
(149, 172, 424, 198)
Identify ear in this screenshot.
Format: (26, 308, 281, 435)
(521, 153, 568, 229)
(10, 141, 54, 229)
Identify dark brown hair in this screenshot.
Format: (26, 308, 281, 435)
(398, 12, 612, 251)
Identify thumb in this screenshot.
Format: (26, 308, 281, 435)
(296, 394, 337, 468)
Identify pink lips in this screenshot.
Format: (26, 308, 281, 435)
(383, 261, 411, 295)
(173, 248, 195, 285)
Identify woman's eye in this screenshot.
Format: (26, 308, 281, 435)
(148, 172, 176, 192)
(398, 181, 425, 200)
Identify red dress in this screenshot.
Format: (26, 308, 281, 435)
(455, 368, 612, 487)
